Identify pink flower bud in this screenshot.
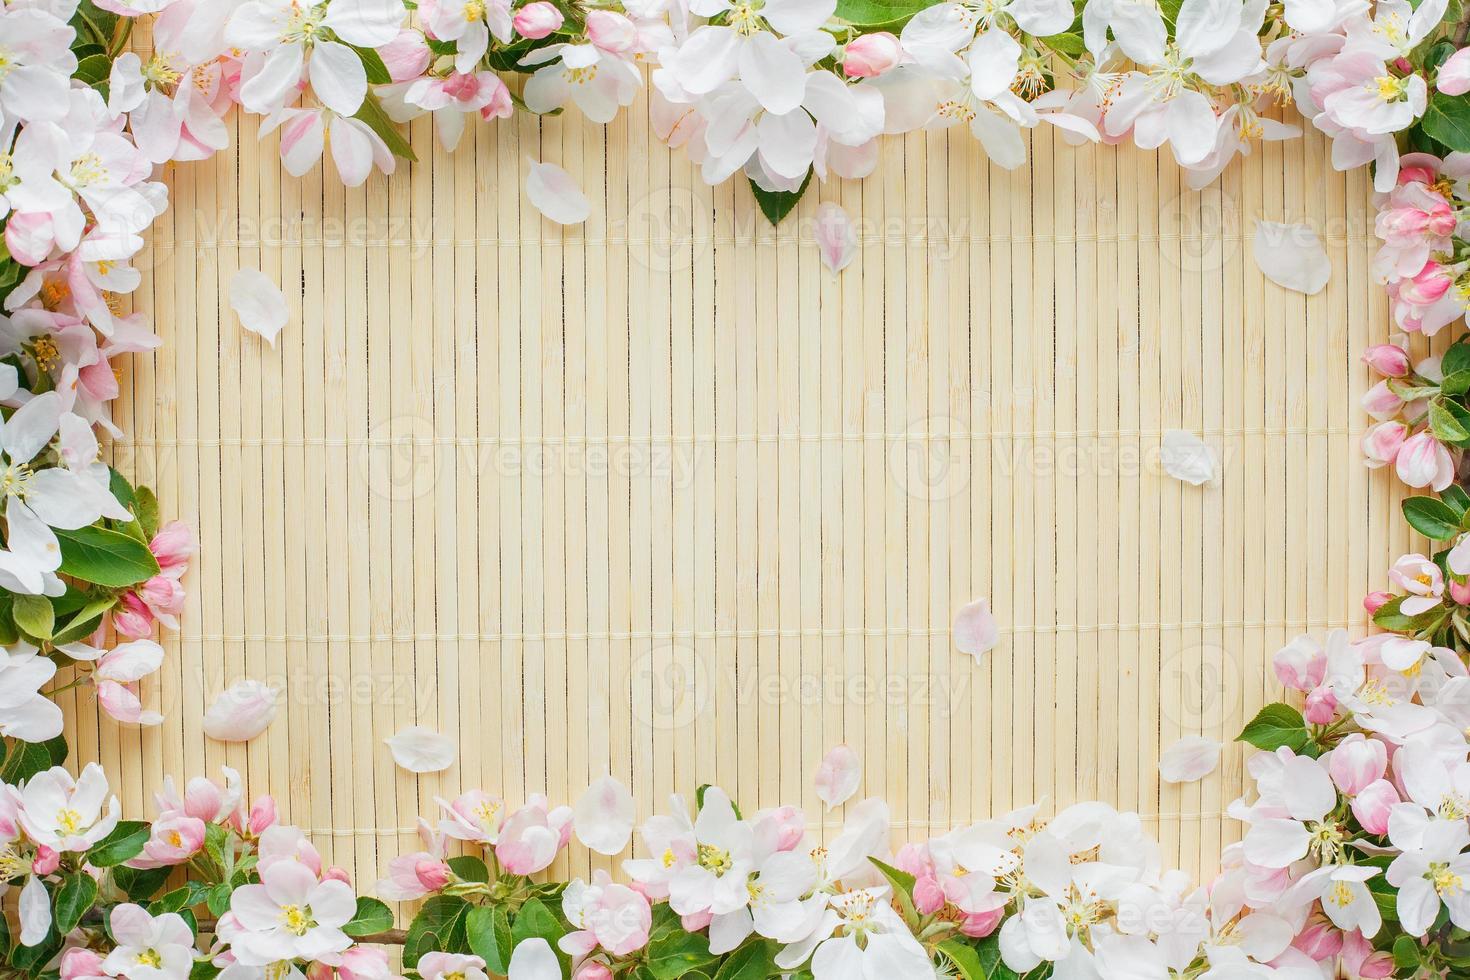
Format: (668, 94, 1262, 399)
(415, 858, 452, 890)
(148, 521, 196, 576)
(1273, 637, 1326, 692)
(1403, 261, 1454, 305)
(1304, 685, 1338, 724)
(1363, 590, 1392, 614)
(892, 842, 934, 877)
(247, 795, 277, 834)
(1362, 343, 1412, 378)
(1291, 916, 1344, 959)
(305, 962, 333, 980)
(1361, 380, 1404, 420)
(574, 964, 613, 980)
(514, 2, 564, 39)
(1329, 735, 1387, 794)
(843, 31, 902, 77)
(1453, 579, 1470, 605)
(112, 593, 155, 640)
(763, 805, 807, 851)
(959, 907, 1004, 938)
(32, 845, 59, 875)
(585, 10, 637, 52)
(60, 948, 105, 980)
(680, 910, 713, 932)
(912, 874, 946, 914)
(379, 29, 433, 82)
(1351, 779, 1399, 834)
(339, 948, 392, 980)
(323, 866, 352, 885)
(140, 575, 186, 618)
(1362, 421, 1407, 468)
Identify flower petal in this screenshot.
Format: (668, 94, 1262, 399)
(507, 938, 561, 980)
(815, 745, 862, 810)
(385, 725, 458, 773)
(574, 775, 637, 855)
(202, 679, 280, 742)
(1158, 736, 1222, 784)
(1253, 221, 1331, 295)
(525, 159, 591, 225)
(953, 598, 1000, 657)
(813, 202, 857, 275)
(229, 269, 290, 347)
(1160, 429, 1217, 486)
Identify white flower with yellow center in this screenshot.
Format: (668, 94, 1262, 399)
(227, 860, 356, 965)
(425, 0, 513, 74)
(101, 904, 197, 980)
(1388, 812, 1470, 936)
(1281, 864, 1382, 938)
(773, 886, 933, 979)
(668, 787, 757, 917)
(16, 762, 120, 852)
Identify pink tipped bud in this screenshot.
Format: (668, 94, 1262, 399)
(574, 964, 613, 980)
(247, 795, 277, 834)
(585, 10, 637, 52)
(843, 31, 902, 77)
(1363, 590, 1392, 614)
(1351, 779, 1400, 834)
(148, 521, 196, 576)
(1304, 685, 1338, 724)
(680, 910, 714, 932)
(1363, 343, 1412, 378)
(60, 948, 105, 980)
(379, 29, 432, 82)
(415, 858, 452, 890)
(960, 907, 1004, 938)
(514, 2, 564, 39)
(912, 874, 946, 915)
(1291, 916, 1344, 959)
(32, 845, 59, 875)
(1361, 379, 1404, 420)
(112, 592, 155, 640)
(1329, 735, 1388, 795)
(322, 866, 352, 885)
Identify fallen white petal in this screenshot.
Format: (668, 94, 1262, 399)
(202, 679, 280, 742)
(525, 158, 591, 225)
(385, 725, 458, 773)
(813, 202, 857, 275)
(507, 938, 561, 980)
(953, 598, 1000, 658)
(815, 745, 862, 810)
(1159, 736, 1223, 784)
(229, 268, 290, 347)
(1160, 429, 1217, 486)
(1253, 221, 1331, 295)
(574, 775, 637, 855)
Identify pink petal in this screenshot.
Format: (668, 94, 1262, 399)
(385, 725, 458, 773)
(97, 680, 164, 727)
(573, 775, 636, 855)
(229, 268, 289, 347)
(525, 158, 591, 225)
(1440, 48, 1470, 96)
(814, 745, 862, 811)
(953, 598, 1000, 658)
(202, 679, 280, 741)
(1158, 736, 1222, 784)
(813, 202, 856, 276)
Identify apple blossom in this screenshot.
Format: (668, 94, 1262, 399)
(101, 904, 197, 980)
(228, 859, 356, 963)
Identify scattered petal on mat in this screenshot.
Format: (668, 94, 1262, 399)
(385, 725, 458, 773)
(814, 202, 856, 275)
(1253, 221, 1331, 295)
(815, 745, 862, 810)
(525, 158, 591, 225)
(229, 268, 289, 347)
(575, 775, 637, 855)
(203, 679, 280, 742)
(1160, 736, 1224, 784)
(1160, 429, 1217, 486)
(953, 598, 999, 659)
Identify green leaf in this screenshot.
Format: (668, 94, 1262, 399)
(353, 92, 417, 162)
(350, 44, 393, 84)
(1404, 496, 1463, 539)
(1444, 342, 1470, 379)
(54, 873, 99, 935)
(467, 905, 513, 975)
(51, 593, 118, 647)
(833, 0, 930, 25)
(939, 938, 1020, 980)
(87, 820, 151, 867)
(1, 735, 67, 784)
(510, 898, 568, 973)
(1393, 934, 1421, 969)
(11, 594, 53, 641)
(1430, 400, 1470, 443)
(712, 939, 779, 980)
(190, 961, 223, 980)
(448, 854, 490, 883)
(1443, 369, 1470, 397)
(344, 897, 394, 937)
(73, 53, 110, 84)
(1373, 593, 1446, 633)
(748, 170, 812, 226)
(1445, 484, 1470, 518)
(1039, 31, 1086, 55)
(869, 857, 921, 928)
(132, 486, 160, 540)
(1236, 703, 1311, 753)
(1423, 91, 1470, 151)
(403, 896, 470, 967)
(55, 524, 161, 588)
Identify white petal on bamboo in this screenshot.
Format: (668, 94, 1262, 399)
(525, 158, 591, 225)
(1252, 221, 1331, 295)
(385, 725, 458, 773)
(815, 745, 862, 810)
(229, 268, 290, 346)
(1160, 429, 1217, 486)
(953, 598, 1000, 658)
(202, 679, 280, 742)
(813, 202, 857, 275)
(507, 938, 561, 980)
(574, 775, 638, 855)
(1159, 736, 1224, 784)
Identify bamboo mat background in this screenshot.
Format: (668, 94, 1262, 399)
(56, 76, 1427, 893)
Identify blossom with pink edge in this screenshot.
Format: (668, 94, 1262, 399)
(227, 859, 356, 964)
(374, 818, 450, 901)
(1361, 342, 1412, 378)
(417, 953, 487, 980)
(1329, 735, 1388, 795)
(1361, 420, 1407, 468)
(560, 870, 654, 958)
(1351, 779, 1400, 834)
(391, 72, 513, 152)
(101, 903, 196, 980)
(1395, 430, 1456, 490)
(842, 32, 901, 78)
(1389, 552, 1446, 614)
(514, 2, 564, 39)
(17, 763, 120, 851)
(150, 521, 197, 577)
(129, 813, 207, 868)
(495, 795, 575, 875)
